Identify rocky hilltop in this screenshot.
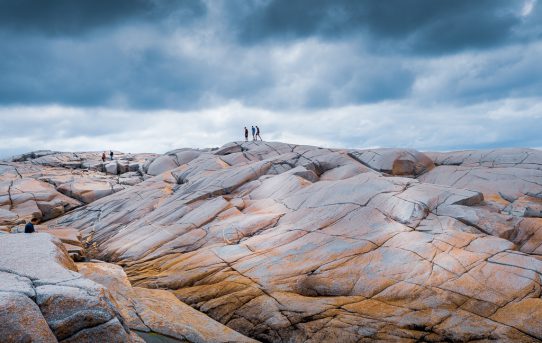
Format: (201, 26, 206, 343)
(1, 142, 542, 342)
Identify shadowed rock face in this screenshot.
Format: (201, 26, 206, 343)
(40, 142, 542, 342)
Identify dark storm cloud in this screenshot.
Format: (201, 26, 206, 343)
(0, 0, 206, 36)
(0, 0, 542, 117)
(233, 0, 538, 54)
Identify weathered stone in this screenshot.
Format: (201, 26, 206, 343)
(78, 262, 258, 343)
(0, 291, 57, 343)
(348, 148, 435, 176)
(146, 155, 179, 176)
(105, 162, 119, 175)
(3, 142, 542, 342)
(0, 233, 138, 342)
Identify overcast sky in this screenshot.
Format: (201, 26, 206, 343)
(1, 0, 541, 157)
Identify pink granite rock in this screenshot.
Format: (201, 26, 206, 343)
(0, 233, 138, 342)
(45, 142, 542, 342)
(3, 142, 542, 342)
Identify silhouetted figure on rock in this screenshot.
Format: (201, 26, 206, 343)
(102, 152, 106, 163)
(256, 126, 262, 141)
(251, 126, 256, 141)
(24, 218, 39, 233)
(110, 150, 114, 160)
(244, 127, 248, 142)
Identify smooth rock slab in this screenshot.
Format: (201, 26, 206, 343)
(0, 234, 137, 342)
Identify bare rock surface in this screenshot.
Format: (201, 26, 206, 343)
(41, 142, 542, 342)
(0, 151, 158, 227)
(0, 177, 81, 225)
(0, 233, 139, 342)
(78, 262, 257, 343)
(349, 148, 435, 176)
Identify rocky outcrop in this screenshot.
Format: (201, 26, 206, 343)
(0, 178, 81, 225)
(78, 262, 257, 342)
(142, 148, 202, 176)
(45, 141, 542, 342)
(0, 233, 140, 342)
(0, 151, 158, 228)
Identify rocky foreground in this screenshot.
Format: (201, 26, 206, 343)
(1, 142, 542, 342)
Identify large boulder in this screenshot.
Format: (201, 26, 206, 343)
(349, 148, 435, 176)
(0, 233, 139, 342)
(105, 162, 119, 175)
(57, 179, 124, 204)
(145, 155, 179, 176)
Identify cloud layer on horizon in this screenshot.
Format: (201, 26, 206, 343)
(0, 0, 541, 156)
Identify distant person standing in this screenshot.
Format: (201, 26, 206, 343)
(102, 152, 106, 163)
(256, 126, 262, 141)
(24, 218, 38, 233)
(244, 127, 249, 142)
(110, 150, 114, 160)
(251, 126, 256, 141)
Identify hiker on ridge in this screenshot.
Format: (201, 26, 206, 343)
(244, 127, 249, 142)
(110, 150, 114, 160)
(251, 126, 256, 141)
(256, 126, 262, 141)
(102, 152, 106, 163)
(24, 218, 39, 233)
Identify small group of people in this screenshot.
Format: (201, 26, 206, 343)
(244, 125, 262, 142)
(101, 150, 114, 162)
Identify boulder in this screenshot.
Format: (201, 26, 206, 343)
(105, 162, 119, 175)
(0, 233, 138, 342)
(146, 155, 179, 176)
(349, 148, 435, 176)
(57, 179, 121, 204)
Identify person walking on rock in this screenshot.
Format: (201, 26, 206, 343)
(24, 218, 38, 233)
(110, 150, 114, 161)
(244, 127, 249, 142)
(251, 126, 256, 141)
(102, 152, 106, 163)
(256, 126, 262, 141)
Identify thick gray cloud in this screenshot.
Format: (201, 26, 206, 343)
(0, 0, 206, 36)
(0, 0, 540, 156)
(231, 0, 540, 53)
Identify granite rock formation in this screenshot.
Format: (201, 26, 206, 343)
(0, 151, 156, 227)
(0, 233, 140, 342)
(1, 142, 542, 342)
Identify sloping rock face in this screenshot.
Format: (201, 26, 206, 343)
(421, 148, 542, 255)
(0, 233, 140, 342)
(78, 262, 257, 343)
(50, 142, 542, 342)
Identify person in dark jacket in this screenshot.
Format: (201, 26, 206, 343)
(24, 218, 39, 233)
(244, 127, 249, 142)
(256, 126, 262, 141)
(110, 150, 114, 160)
(102, 152, 106, 162)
